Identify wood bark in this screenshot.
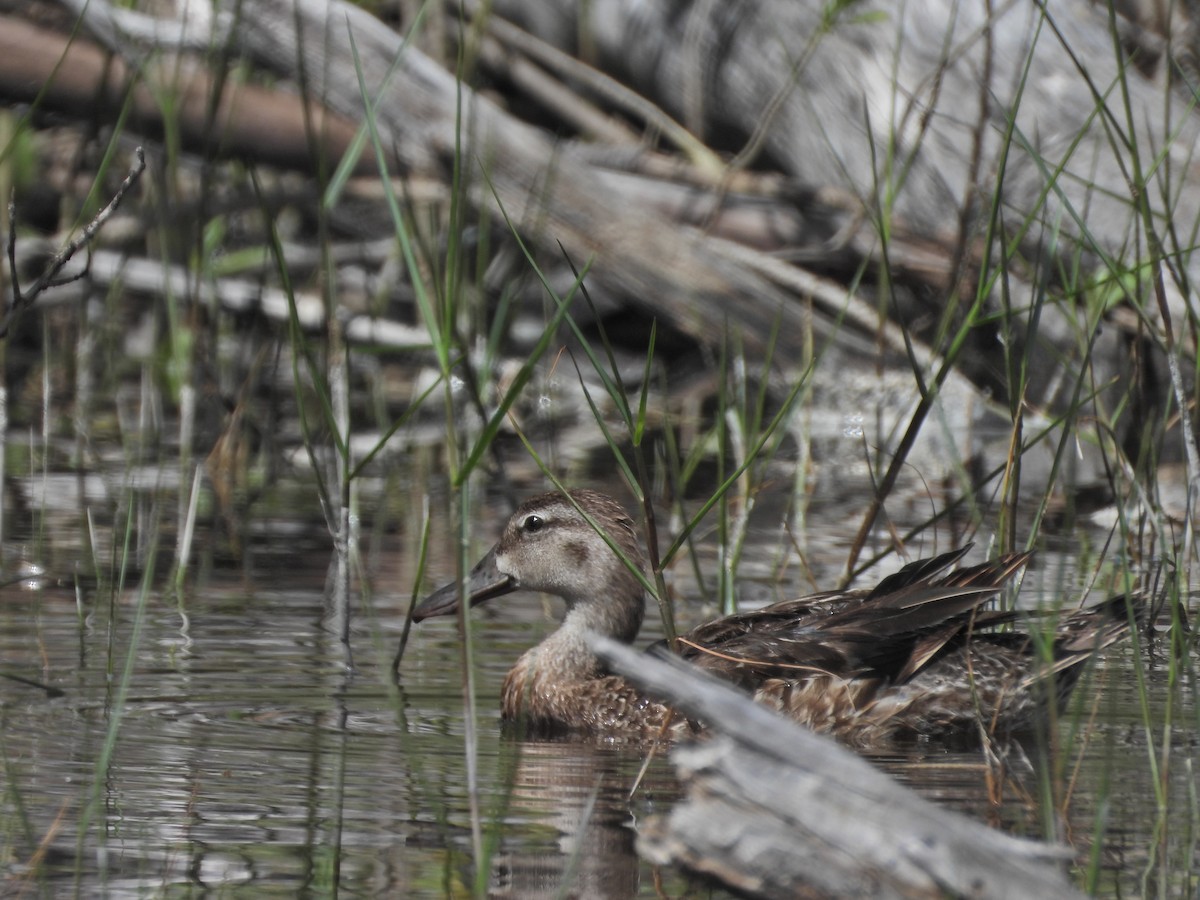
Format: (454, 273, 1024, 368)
(7, 0, 1195, 476)
(217, 0, 879, 362)
(490, 0, 1198, 425)
(0, 15, 378, 177)
(593, 635, 1086, 900)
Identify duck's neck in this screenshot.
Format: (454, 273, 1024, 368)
(501, 558, 647, 727)
(519, 574, 645, 683)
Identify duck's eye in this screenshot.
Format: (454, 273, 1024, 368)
(522, 515, 545, 533)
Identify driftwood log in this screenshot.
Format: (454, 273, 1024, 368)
(15, 2, 1195, 357)
(3, 0, 1197, 482)
(592, 635, 1085, 900)
(226, 0, 1198, 421)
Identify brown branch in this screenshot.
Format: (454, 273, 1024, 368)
(2, 146, 145, 339)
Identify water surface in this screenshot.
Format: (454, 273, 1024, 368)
(0, 483, 1194, 898)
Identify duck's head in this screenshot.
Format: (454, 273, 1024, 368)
(413, 489, 647, 639)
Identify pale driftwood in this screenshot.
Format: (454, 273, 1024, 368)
(212, 0, 900, 364)
(13, 242, 433, 350)
(20, 0, 1194, 490)
(493, 0, 1200, 322)
(591, 636, 1085, 900)
(489, 0, 1197, 433)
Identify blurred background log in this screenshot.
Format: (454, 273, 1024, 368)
(3, 0, 1197, 491)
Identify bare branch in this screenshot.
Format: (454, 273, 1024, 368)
(1, 146, 146, 339)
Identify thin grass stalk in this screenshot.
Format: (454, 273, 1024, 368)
(448, 483, 487, 890)
(74, 296, 99, 567)
(330, 338, 353, 658)
(251, 170, 338, 519)
(345, 28, 449, 372)
(174, 465, 203, 594)
(0, 240, 7, 552)
(136, 366, 156, 569)
(1185, 757, 1199, 894)
(538, 259, 679, 637)
(656, 374, 714, 607)
(992, 208, 1043, 550)
(629, 323, 678, 642)
(722, 403, 751, 617)
(175, 376, 195, 568)
(326, 699, 350, 898)
(715, 333, 732, 614)
(0, 116, 10, 553)
(37, 317, 52, 552)
(452, 37, 490, 894)
(392, 493, 433, 674)
(718, 336, 755, 616)
(75, 499, 158, 886)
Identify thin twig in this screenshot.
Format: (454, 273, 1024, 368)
(2, 146, 146, 339)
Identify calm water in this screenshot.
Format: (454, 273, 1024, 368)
(0, 481, 1195, 898)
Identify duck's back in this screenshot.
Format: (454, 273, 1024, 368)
(671, 547, 1138, 742)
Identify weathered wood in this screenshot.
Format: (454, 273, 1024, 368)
(0, 15, 378, 177)
(490, 0, 1196, 426)
(493, 0, 1200, 317)
(18, 0, 1192, 483)
(214, 0, 896, 365)
(592, 635, 1085, 900)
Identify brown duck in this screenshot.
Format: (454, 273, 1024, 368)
(413, 489, 1139, 742)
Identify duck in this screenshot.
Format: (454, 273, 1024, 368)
(412, 489, 1141, 742)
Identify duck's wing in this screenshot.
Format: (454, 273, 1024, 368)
(681, 589, 862, 650)
(681, 584, 996, 685)
(864, 545, 974, 599)
(935, 550, 1034, 589)
(680, 548, 1001, 651)
(681, 551, 1034, 686)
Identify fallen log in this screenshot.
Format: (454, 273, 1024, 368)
(591, 635, 1085, 900)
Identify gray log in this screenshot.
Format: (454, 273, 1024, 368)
(217, 0, 872, 362)
(491, 0, 1196, 454)
(592, 635, 1085, 900)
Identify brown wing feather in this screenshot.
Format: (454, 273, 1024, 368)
(680, 551, 1033, 689)
(864, 545, 974, 598)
